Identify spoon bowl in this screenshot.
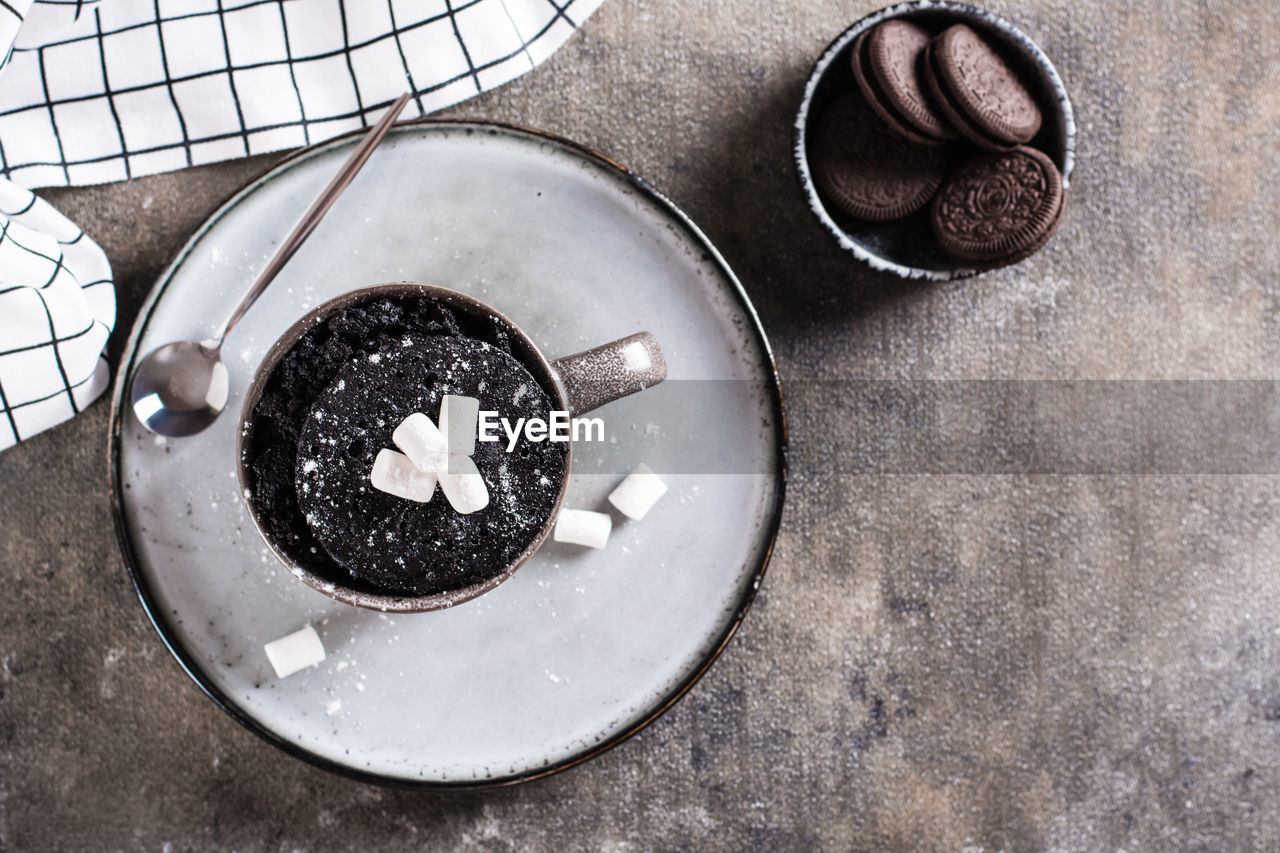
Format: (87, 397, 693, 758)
(130, 340, 229, 437)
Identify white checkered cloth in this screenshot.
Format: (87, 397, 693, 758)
(0, 0, 602, 451)
(0, 0, 605, 187)
(0, 180, 114, 451)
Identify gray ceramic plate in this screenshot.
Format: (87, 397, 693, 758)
(794, 1, 1077, 280)
(108, 120, 786, 787)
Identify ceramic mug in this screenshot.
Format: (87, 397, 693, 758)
(236, 282, 666, 612)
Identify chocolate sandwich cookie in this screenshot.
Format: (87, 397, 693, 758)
(295, 334, 567, 595)
(923, 23, 1042, 152)
(930, 145, 1064, 267)
(850, 20, 957, 145)
(810, 91, 945, 222)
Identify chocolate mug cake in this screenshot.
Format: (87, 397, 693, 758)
(237, 282, 667, 612)
(242, 293, 568, 598)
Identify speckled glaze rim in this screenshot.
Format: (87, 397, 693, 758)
(793, 0, 1077, 281)
(234, 282, 574, 614)
(106, 118, 788, 790)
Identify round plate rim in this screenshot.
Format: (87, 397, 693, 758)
(792, 0, 1078, 281)
(105, 117, 789, 790)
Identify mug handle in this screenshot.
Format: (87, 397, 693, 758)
(551, 332, 667, 416)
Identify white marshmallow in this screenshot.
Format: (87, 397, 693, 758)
(439, 394, 480, 457)
(553, 508, 612, 549)
(370, 448, 437, 502)
(608, 463, 668, 520)
(437, 453, 489, 514)
(621, 339, 652, 372)
(264, 624, 326, 679)
(392, 412, 448, 473)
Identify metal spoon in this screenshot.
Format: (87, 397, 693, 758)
(130, 92, 413, 437)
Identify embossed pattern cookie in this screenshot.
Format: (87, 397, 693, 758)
(851, 19, 957, 145)
(810, 91, 945, 221)
(930, 145, 1063, 266)
(922, 23, 1043, 152)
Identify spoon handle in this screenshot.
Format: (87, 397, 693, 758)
(211, 91, 413, 347)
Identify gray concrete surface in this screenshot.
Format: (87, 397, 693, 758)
(4, 0, 1280, 849)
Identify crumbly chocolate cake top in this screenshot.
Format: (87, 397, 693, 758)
(243, 296, 567, 597)
(296, 335, 565, 594)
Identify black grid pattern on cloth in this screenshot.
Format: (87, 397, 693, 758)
(0, 0, 599, 187)
(0, 201, 110, 448)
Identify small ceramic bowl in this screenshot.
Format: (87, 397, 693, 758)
(794, 1, 1076, 280)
